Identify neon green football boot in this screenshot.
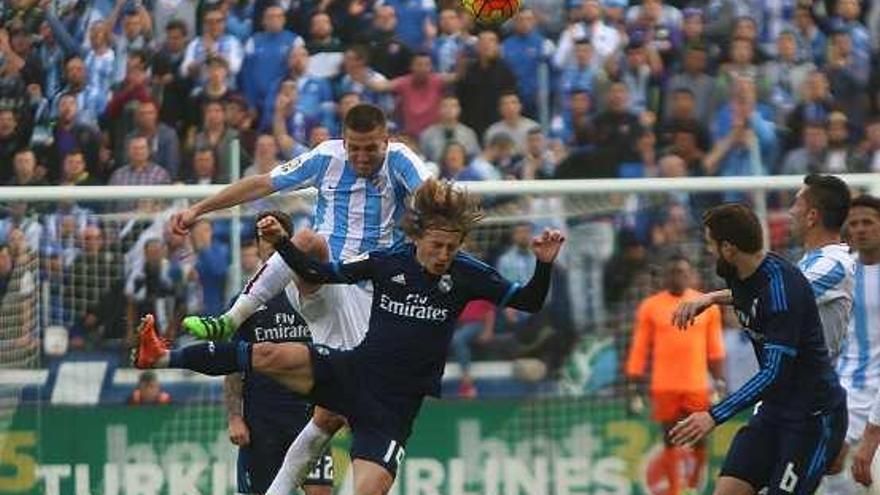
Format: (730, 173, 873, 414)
(182, 314, 237, 341)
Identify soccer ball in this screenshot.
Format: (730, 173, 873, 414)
(460, 0, 521, 25)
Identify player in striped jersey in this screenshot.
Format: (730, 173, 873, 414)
(789, 174, 855, 364)
(173, 102, 430, 338)
(788, 175, 857, 494)
(170, 103, 430, 342)
(842, 195, 880, 488)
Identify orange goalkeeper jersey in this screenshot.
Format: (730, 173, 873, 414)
(625, 289, 725, 393)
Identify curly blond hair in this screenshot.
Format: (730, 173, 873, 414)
(401, 179, 484, 239)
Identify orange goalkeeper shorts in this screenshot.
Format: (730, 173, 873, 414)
(651, 391, 711, 423)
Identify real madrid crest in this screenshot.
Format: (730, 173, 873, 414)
(438, 274, 453, 293)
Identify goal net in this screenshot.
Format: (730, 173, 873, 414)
(1, 175, 877, 495)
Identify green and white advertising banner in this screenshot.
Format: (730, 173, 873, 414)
(0, 401, 745, 495)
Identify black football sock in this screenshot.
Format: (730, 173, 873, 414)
(168, 341, 252, 375)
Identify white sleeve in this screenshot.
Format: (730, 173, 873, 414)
(226, 37, 244, 75)
(180, 39, 199, 77)
(269, 144, 331, 191)
(801, 256, 849, 305)
(553, 27, 575, 70)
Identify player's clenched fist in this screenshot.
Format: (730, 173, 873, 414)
(530, 229, 565, 263)
(228, 415, 251, 446)
(170, 208, 198, 236)
(257, 215, 287, 245)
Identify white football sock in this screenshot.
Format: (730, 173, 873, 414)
(266, 420, 333, 495)
(225, 252, 294, 327)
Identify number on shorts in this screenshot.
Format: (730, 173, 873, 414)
(779, 462, 799, 493)
(382, 440, 406, 467)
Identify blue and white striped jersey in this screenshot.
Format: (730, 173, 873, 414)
(838, 262, 880, 395)
(797, 243, 855, 361)
(269, 140, 432, 261)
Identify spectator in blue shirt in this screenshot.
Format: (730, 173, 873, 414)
(377, 0, 436, 50)
(50, 55, 106, 127)
(336, 45, 395, 115)
(191, 219, 230, 316)
(180, 7, 244, 89)
(440, 141, 485, 181)
(430, 8, 473, 74)
(705, 82, 776, 180)
(261, 45, 334, 132)
(355, 4, 413, 79)
(267, 80, 313, 149)
(826, 30, 870, 131)
(551, 89, 595, 150)
(792, 4, 826, 66)
(559, 40, 596, 106)
(834, 0, 870, 68)
(225, 0, 254, 42)
(240, 5, 304, 113)
(502, 8, 555, 118)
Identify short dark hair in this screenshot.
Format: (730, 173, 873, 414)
(166, 19, 188, 35)
(13, 147, 34, 159)
(703, 203, 763, 253)
(63, 149, 84, 161)
(672, 87, 695, 98)
(665, 251, 691, 267)
(851, 194, 880, 216)
(498, 90, 519, 101)
(803, 174, 851, 231)
(343, 103, 387, 133)
(138, 371, 158, 384)
(64, 54, 84, 65)
(202, 99, 225, 114)
(347, 44, 370, 62)
(255, 210, 293, 240)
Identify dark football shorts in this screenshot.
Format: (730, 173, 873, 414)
(307, 343, 424, 476)
(720, 402, 847, 495)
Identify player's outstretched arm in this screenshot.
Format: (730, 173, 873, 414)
(671, 289, 732, 329)
(505, 229, 565, 313)
(671, 341, 795, 446)
(258, 215, 374, 285)
(170, 174, 275, 235)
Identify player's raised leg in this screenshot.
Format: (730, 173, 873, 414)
(182, 250, 297, 340)
(133, 314, 315, 394)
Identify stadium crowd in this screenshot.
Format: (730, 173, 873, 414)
(1, 0, 879, 394)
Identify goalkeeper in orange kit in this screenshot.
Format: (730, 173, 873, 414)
(626, 254, 727, 495)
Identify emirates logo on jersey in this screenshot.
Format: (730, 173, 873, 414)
(378, 293, 449, 322)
